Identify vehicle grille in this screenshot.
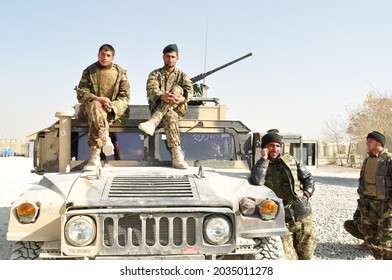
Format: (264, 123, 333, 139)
(108, 175, 194, 198)
(63, 211, 236, 257)
(100, 213, 202, 255)
(104, 214, 196, 246)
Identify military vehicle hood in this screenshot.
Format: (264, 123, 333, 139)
(63, 166, 258, 210)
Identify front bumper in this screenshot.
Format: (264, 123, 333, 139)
(60, 207, 236, 259)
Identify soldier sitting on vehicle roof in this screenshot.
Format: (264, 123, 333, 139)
(75, 44, 130, 171)
(138, 44, 193, 169)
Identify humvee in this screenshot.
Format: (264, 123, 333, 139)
(7, 54, 288, 260)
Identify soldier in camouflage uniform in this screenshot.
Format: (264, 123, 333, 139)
(354, 131, 392, 259)
(75, 44, 130, 170)
(138, 44, 193, 169)
(249, 130, 316, 260)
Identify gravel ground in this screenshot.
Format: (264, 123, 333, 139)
(0, 157, 372, 260)
(308, 165, 372, 260)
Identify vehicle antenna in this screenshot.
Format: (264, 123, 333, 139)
(203, 17, 208, 85)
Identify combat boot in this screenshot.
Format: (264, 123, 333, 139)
(343, 220, 364, 240)
(102, 131, 114, 156)
(138, 111, 164, 136)
(171, 146, 189, 169)
(84, 146, 101, 171)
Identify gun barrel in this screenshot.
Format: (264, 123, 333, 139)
(190, 52, 253, 83)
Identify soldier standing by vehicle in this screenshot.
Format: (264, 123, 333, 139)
(249, 129, 316, 259)
(352, 131, 392, 259)
(138, 44, 193, 169)
(76, 44, 131, 170)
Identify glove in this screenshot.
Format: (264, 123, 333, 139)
(290, 197, 312, 221)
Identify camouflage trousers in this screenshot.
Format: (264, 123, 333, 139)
(353, 200, 362, 225)
(359, 196, 392, 259)
(150, 102, 187, 149)
(281, 214, 317, 260)
(80, 100, 113, 148)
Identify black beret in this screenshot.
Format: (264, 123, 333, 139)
(367, 131, 386, 146)
(163, 44, 178, 54)
(261, 131, 282, 148)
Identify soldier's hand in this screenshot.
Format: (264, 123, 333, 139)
(163, 92, 184, 105)
(291, 197, 312, 221)
(160, 93, 173, 104)
(260, 148, 268, 159)
(97, 97, 112, 112)
(103, 102, 112, 112)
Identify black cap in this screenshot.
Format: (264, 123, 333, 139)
(163, 44, 178, 54)
(261, 130, 282, 148)
(367, 131, 386, 146)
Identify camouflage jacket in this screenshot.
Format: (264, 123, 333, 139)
(75, 62, 130, 121)
(249, 153, 315, 206)
(358, 148, 392, 200)
(146, 67, 193, 111)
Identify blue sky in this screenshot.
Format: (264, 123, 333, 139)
(1, 0, 392, 139)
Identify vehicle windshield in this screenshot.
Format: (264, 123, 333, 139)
(73, 132, 235, 162)
(73, 132, 145, 161)
(158, 132, 235, 161)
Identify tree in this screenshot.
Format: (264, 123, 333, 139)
(323, 91, 392, 166)
(347, 91, 392, 140)
(322, 114, 348, 165)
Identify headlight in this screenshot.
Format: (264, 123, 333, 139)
(65, 216, 96, 247)
(203, 215, 232, 245)
(16, 201, 39, 223)
(259, 199, 278, 220)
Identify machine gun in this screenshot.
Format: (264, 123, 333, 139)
(189, 52, 253, 105)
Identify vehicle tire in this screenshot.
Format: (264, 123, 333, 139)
(10, 241, 43, 260)
(254, 236, 285, 260)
